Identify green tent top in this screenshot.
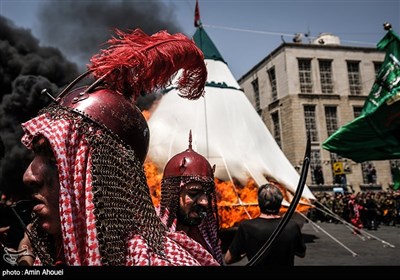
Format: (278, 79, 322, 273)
(193, 27, 226, 64)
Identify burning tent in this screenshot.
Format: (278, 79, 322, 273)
(145, 26, 315, 229)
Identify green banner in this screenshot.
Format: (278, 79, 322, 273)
(322, 29, 400, 163)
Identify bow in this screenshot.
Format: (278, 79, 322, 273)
(246, 136, 311, 266)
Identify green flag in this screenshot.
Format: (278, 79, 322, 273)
(322, 28, 400, 163)
(391, 165, 400, 190)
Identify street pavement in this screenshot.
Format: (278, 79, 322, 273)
(1, 221, 397, 279)
(224, 221, 400, 267)
(296, 222, 400, 266)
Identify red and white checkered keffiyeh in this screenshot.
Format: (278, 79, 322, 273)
(21, 113, 219, 266)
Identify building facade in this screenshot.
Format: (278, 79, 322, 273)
(238, 34, 399, 193)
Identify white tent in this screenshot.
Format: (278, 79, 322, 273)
(147, 27, 315, 203)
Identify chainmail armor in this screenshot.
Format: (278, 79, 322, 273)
(31, 104, 167, 265)
(29, 215, 55, 266)
(160, 175, 222, 264)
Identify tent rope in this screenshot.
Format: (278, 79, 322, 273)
(243, 163, 262, 186)
(299, 212, 359, 257)
(202, 24, 376, 46)
(314, 200, 395, 248)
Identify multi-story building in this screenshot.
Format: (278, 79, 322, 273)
(238, 33, 398, 193)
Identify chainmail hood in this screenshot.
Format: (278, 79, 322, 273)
(159, 132, 223, 264)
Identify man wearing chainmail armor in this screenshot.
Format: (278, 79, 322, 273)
(2, 28, 220, 266)
(159, 131, 223, 265)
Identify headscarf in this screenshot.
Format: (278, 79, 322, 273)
(159, 134, 223, 265)
(22, 108, 219, 266)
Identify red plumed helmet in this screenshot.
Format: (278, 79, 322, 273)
(48, 28, 207, 163)
(163, 131, 214, 179)
(57, 86, 150, 163)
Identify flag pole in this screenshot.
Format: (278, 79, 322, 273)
(194, 0, 209, 158)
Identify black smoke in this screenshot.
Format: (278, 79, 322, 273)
(37, 0, 182, 72)
(0, 16, 79, 199)
(0, 1, 185, 199)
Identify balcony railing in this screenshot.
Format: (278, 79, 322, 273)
(309, 184, 353, 193)
(360, 184, 383, 192)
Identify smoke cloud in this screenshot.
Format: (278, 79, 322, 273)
(37, 0, 183, 71)
(0, 0, 184, 199)
(0, 16, 79, 199)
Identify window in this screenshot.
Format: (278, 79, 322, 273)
(353, 106, 363, 118)
(325, 106, 338, 136)
(298, 59, 313, 93)
(251, 78, 261, 114)
(319, 60, 333, 93)
(374, 61, 383, 77)
(347, 61, 362, 95)
(310, 150, 323, 185)
(361, 162, 376, 184)
(267, 67, 278, 101)
(304, 105, 318, 142)
(367, 164, 377, 184)
(271, 112, 281, 148)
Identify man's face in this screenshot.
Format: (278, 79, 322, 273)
(23, 136, 61, 236)
(177, 182, 210, 226)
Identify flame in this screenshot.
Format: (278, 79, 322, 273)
(144, 160, 163, 206)
(145, 159, 311, 229)
(142, 110, 151, 121)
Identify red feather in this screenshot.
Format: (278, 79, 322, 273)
(88, 28, 207, 101)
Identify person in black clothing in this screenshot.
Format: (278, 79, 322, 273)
(224, 183, 306, 266)
(364, 192, 378, 230)
(314, 165, 324, 185)
(366, 164, 377, 184)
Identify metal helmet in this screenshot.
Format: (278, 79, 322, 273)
(163, 131, 214, 179)
(41, 29, 207, 164)
(53, 83, 150, 163)
(160, 131, 221, 265)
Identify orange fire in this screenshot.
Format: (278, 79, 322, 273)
(142, 110, 151, 121)
(144, 159, 311, 229)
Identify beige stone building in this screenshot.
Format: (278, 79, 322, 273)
(238, 33, 398, 193)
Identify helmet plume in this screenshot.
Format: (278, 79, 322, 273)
(88, 28, 207, 101)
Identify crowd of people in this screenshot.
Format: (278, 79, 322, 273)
(309, 190, 400, 230)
